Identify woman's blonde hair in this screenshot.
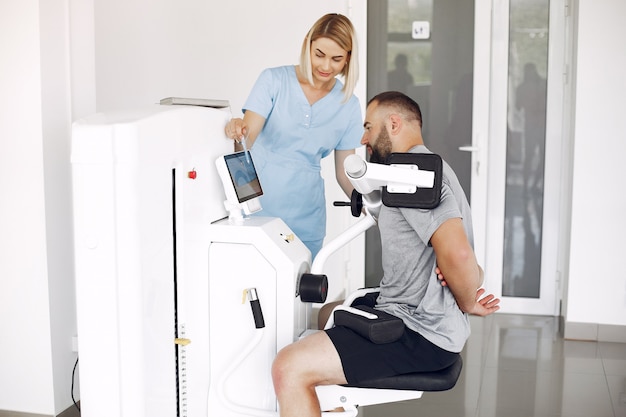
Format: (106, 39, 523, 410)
(299, 13, 359, 103)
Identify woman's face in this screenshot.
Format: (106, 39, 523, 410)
(309, 37, 349, 84)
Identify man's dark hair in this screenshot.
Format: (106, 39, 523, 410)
(368, 91, 423, 127)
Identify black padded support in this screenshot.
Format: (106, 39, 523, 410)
(334, 305, 405, 344)
(345, 355, 463, 392)
(382, 152, 443, 209)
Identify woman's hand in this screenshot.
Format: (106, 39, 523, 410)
(225, 118, 246, 142)
(224, 111, 265, 150)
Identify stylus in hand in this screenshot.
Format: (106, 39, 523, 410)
(240, 135, 250, 164)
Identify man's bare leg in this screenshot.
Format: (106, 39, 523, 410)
(272, 330, 348, 417)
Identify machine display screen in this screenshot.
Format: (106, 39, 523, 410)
(223, 152, 263, 203)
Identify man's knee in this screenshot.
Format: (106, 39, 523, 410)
(271, 347, 291, 392)
(272, 352, 287, 395)
(272, 343, 307, 395)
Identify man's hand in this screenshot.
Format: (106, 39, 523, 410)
(436, 266, 500, 316)
(435, 266, 448, 286)
(467, 288, 500, 316)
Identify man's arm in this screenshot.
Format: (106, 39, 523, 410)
(437, 264, 483, 288)
(430, 218, 499, 316)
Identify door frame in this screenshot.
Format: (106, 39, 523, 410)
(474, 0, 568, 316)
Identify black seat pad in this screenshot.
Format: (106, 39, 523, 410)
(345, 355, 463, 392)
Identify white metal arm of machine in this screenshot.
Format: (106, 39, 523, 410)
(343, 154, 435, 195)
(312, 154, 438, 274)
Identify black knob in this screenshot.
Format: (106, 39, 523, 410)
(299, 273, 328, 303)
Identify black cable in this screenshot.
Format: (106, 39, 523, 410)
(72, 357, 80, 413)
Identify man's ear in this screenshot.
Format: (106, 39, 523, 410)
(388, 113, 402, 135)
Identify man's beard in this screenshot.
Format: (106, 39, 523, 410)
(369, 128, 393, 164)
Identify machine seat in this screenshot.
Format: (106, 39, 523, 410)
(317, 287, 465, 416)
(326, 288, 464, 392)
(344, 355, 462, 391)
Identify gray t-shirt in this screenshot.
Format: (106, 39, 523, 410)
(376, 145, 472, 353)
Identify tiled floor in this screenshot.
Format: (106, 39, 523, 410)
(358, 314, 626, 417)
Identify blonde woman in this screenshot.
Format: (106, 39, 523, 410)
(224, 13, 362, 259)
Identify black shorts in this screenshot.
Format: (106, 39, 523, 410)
(325, 323, 459, 385)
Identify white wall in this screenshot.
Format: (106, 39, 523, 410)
(40, 0, 82, 413)
(0, 1, 56, 414)
(91, 1, 366, 118)
(565, 0, 626, 329)
(0, 0, 79, 414)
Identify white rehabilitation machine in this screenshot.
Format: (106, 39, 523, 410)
(72, 104, 311, 417)
(72, 103, 455, 417)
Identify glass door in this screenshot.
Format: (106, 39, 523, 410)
(485, 0, 565, 315)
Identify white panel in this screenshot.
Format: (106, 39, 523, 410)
(181, 216, 310, 417)
(207, 243, 278, 414)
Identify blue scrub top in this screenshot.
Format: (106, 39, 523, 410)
(243, 66, 362, 253)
